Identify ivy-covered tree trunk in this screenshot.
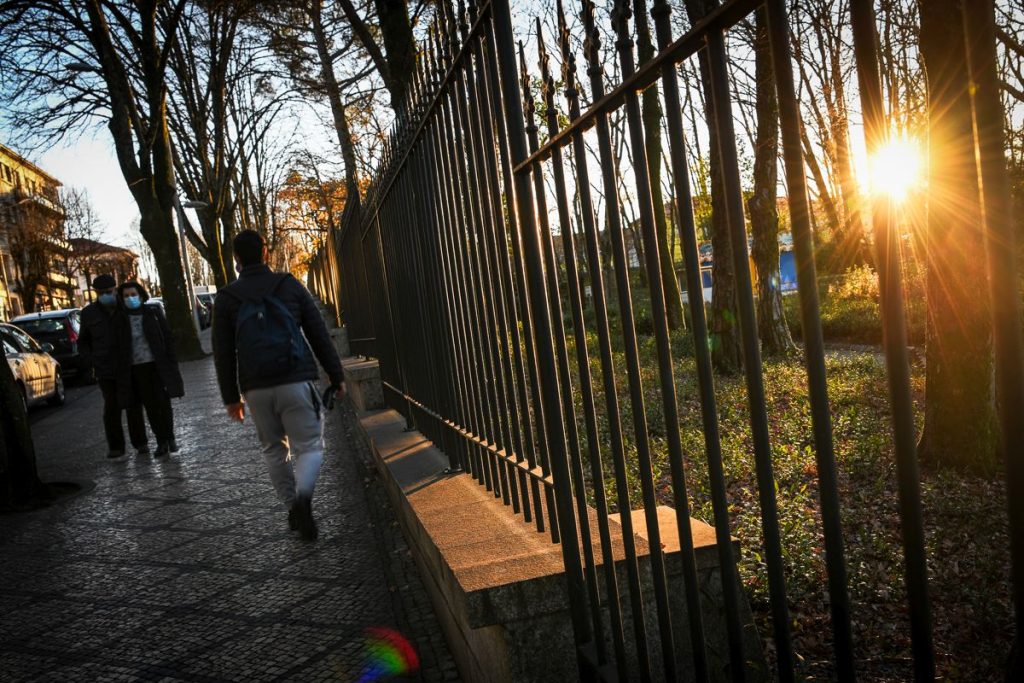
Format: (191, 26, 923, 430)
(684, 0, 743, 373)
(750, 7, 796, 356)
(917, 0, 998, 469)
(0, 346, 40, 510)
(635, 0, 684, 331)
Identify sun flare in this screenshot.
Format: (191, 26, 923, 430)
(867, 136, 924, 202)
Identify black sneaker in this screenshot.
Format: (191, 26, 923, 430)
(135, 446, 150, 456)
(169, 439, 179, 453)
(294, 496, 317, 541)
(154, 443, 170, 457)
(107, 449, 125, 459)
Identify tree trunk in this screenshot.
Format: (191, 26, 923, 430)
(917, 0, 998, 469)
(310, 0, 360, 200)
(0, 345, 40, 509)
(84, 0, 201, 359)
(196, 210, 230, 288)
(373, 0, 416, 106)
(684, 0, 743, 373)
(801, 124, 843, 237)
(750, 7, 796, 356)
(138, 203, 203, 359)
(829, 68, 872, 270)
(636, 0, 684, 331)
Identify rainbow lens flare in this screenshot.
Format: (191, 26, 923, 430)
(355, 627, 420, 682)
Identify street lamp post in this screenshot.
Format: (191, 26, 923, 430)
(173, 196, 204, 334)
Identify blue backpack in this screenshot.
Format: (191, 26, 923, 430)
(231, 275, 310, 378)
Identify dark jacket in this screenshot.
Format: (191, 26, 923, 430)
(212, 263, 344, 405)
(78, 300, 119, 379)
(113, 289, 184, 404)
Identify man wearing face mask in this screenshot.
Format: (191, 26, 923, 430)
(113, 281, 184, 457)
(78, 274, 147, 458)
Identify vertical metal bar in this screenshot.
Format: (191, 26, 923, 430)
(762, 1, 855, 676)
(705, 27, 795, 682)
(465, 1, 555, 538)
(961, 7, 1024, 674)
(438, 57, 490, 482)
(453, 2, 506, 499)
(849, 4, 935, 680)
(650, 2, 749, 678)
(464, 0, 514, 504)
(610, 1, 717, 678)
(520, 46, 587, 530)
(578, 0, 681, 676)
(481, 13, 547, 528)
(567, 1, 654, 677)
(537, 17, 628, 672)
(430, 90, 478, 473)
(444, 20, 498, 486)
(426, 101, 473, 472)
(492, 0, 593, 657)
(420, 30, 468, 469)
(469, 15, 531, 513)
(523, 31, 608, 664)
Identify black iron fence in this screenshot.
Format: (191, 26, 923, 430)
(307, 0, 1024, 679)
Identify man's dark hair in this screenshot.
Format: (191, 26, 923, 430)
(233, 230, 266, 267)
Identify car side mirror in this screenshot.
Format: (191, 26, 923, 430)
(41, 343, 54, 353)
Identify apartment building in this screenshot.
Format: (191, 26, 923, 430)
(0, 143, 71, 319)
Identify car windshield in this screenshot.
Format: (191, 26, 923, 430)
(16, 319, 67, 335)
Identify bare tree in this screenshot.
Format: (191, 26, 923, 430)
(0, 0, 202, 357)
(166, 0, 244, 287)
(1, 194, 68, 312)
(60, 187, 108, 301)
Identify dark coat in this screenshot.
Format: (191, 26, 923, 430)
(212, 263, 343, 405)
(114, 298, 184, 405)
(78, 300, 119, 379)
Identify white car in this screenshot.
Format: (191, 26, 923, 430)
(1, 322, 65, 411)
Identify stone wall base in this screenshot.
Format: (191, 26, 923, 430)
(348, 403, 767, 682)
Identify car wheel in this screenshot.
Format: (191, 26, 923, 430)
(47, 370, 65, 407)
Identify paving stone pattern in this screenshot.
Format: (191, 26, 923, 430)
(0, 336, 457, 682)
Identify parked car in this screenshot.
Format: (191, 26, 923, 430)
(148, 295, 212, 328)
(197, 292, 215, 327)
(1, 322, 65, 410)
(10, 308, 92, 381)
(197, 296, 212, 328)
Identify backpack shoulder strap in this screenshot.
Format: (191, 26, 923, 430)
(223, 272, 291, 303)
(267, 273, 292, 296)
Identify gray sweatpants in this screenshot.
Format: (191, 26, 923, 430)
(244, 381, 324, 508)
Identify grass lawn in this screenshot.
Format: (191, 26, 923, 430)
(565, 331, 1012, 680)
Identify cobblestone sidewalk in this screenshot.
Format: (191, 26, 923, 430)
(0, 338, 457, 682)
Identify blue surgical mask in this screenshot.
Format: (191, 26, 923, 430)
(124, 296, 142, 310)
(98, 292, 116, 306)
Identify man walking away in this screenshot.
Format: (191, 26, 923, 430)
(212, 230, 345, 541)
(78, 274, 147, 458)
